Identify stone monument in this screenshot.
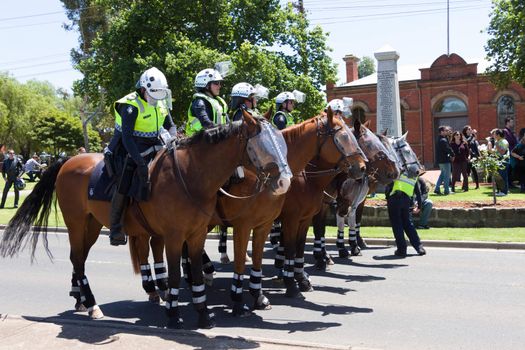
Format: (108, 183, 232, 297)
(374, 45, 402, 137)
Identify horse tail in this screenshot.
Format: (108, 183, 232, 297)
(0, 157, 69, 261)
(128, 235, 141, 275)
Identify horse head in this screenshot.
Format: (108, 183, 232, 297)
(352, 120, 399, 184)
(316, 107, 367, 180)
(243, 109, 292, 195)
(389, 132, 424, 178)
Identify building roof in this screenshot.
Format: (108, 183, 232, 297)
(339, 56, 491, 87)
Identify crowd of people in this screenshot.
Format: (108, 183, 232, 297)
(435, 118, 525, 196)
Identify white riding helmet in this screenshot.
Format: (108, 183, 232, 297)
(194, 68, 223, 89)
(136, 67, 169, 100)
(231, 82, 255, 98)
(327, 98, 352, 117)
(276, 91, 296, 104)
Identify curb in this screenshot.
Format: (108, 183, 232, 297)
(3, 314, 354, 350)
(1, 226, 523, 251)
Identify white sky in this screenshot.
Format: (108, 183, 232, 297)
(0, 0, 493, 91)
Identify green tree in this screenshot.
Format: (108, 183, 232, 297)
(31, 112, 102, 156)
(485, 0, 525, 88)
(472, 149, 507, 205)
(358, 56, 376, 78)
(60, 0, 336, 123)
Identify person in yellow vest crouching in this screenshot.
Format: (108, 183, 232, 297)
(186, 68, 228, 136)
(106, 67, 176, 246)
(385, 172, 427, 257)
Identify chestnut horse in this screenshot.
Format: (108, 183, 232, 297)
(0, 111, 291, 329)
(312, 128, 401, 265)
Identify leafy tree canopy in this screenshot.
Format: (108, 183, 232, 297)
(358, 56, 376, 78)
(485, 0, 525, 88)
(61, 0, 337, 122)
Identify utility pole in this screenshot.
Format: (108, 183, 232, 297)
(293, 0, 308, 75)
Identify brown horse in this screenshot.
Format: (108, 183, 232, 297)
(311, 127, 400, 268)
(0, 111, 291, 329)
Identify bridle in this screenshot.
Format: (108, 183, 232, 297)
(304, 117, 355, 177)
(391, 137, 420, 172)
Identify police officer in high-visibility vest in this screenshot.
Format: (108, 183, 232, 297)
(385, 172, 427, 257)
(272, 92, 297, 130)
(106, 67, 176, 246)
(186, 68, 228, 136)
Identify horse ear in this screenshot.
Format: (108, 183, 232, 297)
(363, 120, 371, 128)
(242, 109, 257, 127)
(262, 105, 273, 121)
(326, 106, 334, 128)
(382, 128, 388, 136)
(401, 131, 408, 140)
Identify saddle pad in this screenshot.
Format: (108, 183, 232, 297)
(88, 161, 114, 201)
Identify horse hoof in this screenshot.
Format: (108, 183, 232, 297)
(357, 239, 368, 250)
(89, 305, 104, 319)
(274, 260, 284, 269)
(167, 317, 184, 329)
(198, 311, 216, 329)
(254, 294, 272, 310)
(314, 258, 327, 271)
(350, 246, 362, 256)
(325, 253, 335, 265)
(298, 281, 314, 292)
(339, 248, 350, 258)
(232, 303, 252, 317)
(148, 292, 160, 304)
(220, 256, 231, 264)
(285, 286, 304, 299)
(74, 302, 88, 312)
(157, 289, 168, 302)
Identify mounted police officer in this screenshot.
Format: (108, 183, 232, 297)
(272, 92, 296, 130)
(186, 68, 228, 136)
(327, 98, 352, 124)
(230, 82, 258, 121)
(106, 67, 176, 246)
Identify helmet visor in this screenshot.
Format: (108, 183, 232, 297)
(292, 90, 306, 104)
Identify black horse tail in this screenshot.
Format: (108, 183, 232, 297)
(0, 157, 69, 261)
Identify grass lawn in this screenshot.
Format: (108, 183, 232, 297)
(1, 177, 524, 242)
(309, 226, 525, 242)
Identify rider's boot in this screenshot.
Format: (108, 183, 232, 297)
(109, 192, 127, 246)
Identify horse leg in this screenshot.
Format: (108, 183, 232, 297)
(186, 233, 215, 329)
(294, 221, 314, 293)
(181, 242, 192, 285)
(312, 209, 328, 271)
(68, 215, 104, 319)
(218, 225, 230, 264)
(336, 213, 350, 258)
(151, 235, 168, 300)
(231, 226, 252, 317)
(281, 221, 303, 299)
(164, 236, 184, 329)
(134, 235, 159, 303)
(202, 250, 215, 287)
(355, 202, 368, 249)
(348, 207, 362, 256)
(269, 220, 281, 250)
(249, 224, 272, 311)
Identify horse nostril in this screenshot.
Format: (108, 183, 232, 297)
(360, 166, 366, 173)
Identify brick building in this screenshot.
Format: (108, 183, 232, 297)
(326, 53, 525, 168)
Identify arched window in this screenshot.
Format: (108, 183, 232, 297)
(497, 95, 515, 129)
(434, 97, 467, 114)
(352, 107, 366, 123)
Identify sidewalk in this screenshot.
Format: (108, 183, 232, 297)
(0, 315, 353, 350)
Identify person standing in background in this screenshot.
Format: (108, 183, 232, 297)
(435, 126, 455, 195)
(0, 150, 24, 208)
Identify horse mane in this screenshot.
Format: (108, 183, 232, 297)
(177, 120, 243, 148)
(282, 118, 313, 144)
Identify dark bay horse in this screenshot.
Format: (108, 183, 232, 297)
(0, 111, 291, 329)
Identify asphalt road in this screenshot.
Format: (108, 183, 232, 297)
(1, 231, 524, 350)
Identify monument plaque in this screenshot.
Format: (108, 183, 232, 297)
(374, 45, 402, 137)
